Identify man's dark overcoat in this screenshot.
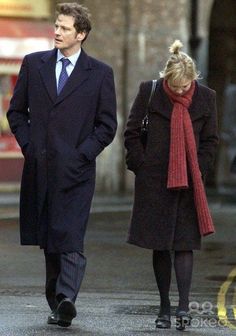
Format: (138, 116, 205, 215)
(124, 79, 219, 251)
(7, 49, 117, 253)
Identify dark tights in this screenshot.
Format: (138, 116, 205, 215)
(152, 250, 193, 314)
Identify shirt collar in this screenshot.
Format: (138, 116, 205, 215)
(56, 49, 81, 66)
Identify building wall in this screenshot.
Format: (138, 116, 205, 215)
(5, 0, 231, 192)
(123, 0, 190, 191)
(82, 0, 126, 192)
(53, 0, 227, 192)
(60, 0, 191, 192)
(0, 0, 53, 186)
(198, 0, 214, 81)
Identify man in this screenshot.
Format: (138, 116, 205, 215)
(7, 2, 117, 328)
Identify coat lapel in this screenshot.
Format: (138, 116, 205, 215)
(150, 79, 173, 120)
(39, 49, 57, 103)
(188, 82, 211, 121)
(150, 79, 210, 121)
(55, 49, 92, 105)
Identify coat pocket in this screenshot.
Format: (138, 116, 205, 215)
(61, 158, 96, 191)
(126, 150, 145, 174)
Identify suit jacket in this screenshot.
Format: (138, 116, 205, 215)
(7, 48, 117, 253)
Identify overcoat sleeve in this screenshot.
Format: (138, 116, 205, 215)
(124, 81, 151, 172)
(197, 90, 219, 177)
(77, 67, 117, 161)
(7, 56, 30, 153)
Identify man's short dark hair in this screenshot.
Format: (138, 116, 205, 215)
(56, 2, 92, 42)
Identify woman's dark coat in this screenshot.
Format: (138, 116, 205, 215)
(124, 79, 219, 250)
(7, 49, 117, 253)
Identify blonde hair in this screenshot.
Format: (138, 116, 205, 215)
(160, 40, 200, 83)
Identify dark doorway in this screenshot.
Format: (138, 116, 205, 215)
(208, 0, 236, 188)
(208, 0, 236, 123)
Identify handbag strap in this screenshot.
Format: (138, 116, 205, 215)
(147, 79, 158, 107)
(144, 79, 158, 120)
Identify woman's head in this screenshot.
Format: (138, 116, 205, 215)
(160, 40, 200, 95)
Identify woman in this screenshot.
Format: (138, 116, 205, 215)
(124, 40, 219, 331)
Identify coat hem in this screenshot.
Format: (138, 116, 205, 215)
(127, 239, 201, 251)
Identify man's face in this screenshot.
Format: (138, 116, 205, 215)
(54, 14, 86, 56)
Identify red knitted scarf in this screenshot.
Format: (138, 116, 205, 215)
(163, 79, 215, 236)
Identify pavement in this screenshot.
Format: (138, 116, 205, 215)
(0, 189, 236, 335)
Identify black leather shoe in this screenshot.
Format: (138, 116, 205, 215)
(56, 298, 77, 327)
(155, 314, 171, 329)
(47, 310, 58, 325)
(176, 311, 191, 331)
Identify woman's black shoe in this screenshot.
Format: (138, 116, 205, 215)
(175, 311, 191, 331)
(155, 314, 171, 329)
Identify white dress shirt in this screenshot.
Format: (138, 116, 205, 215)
(55, 49, 81, 88)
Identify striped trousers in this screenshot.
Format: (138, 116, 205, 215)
(44, 251, 87, 311)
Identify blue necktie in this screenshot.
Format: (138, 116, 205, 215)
(57, 58, 70, 94)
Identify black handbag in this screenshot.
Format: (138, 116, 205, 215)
(140, 79, 157, 146)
